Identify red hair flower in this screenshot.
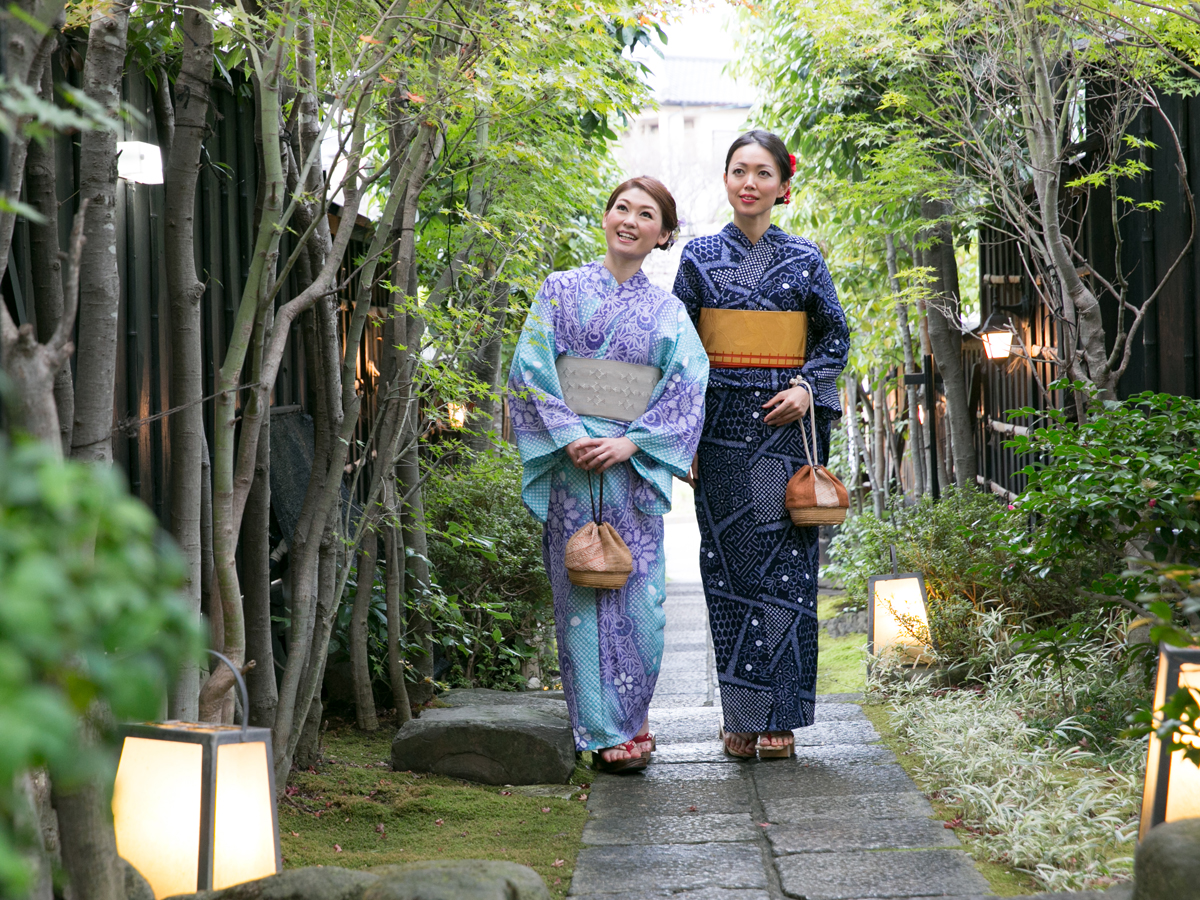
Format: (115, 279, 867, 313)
(783, 153, 795, 205)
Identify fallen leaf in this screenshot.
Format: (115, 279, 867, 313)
(577, 794, 588, 801)
(289, 831, 299, 837)
(460, 831, 468, 837)
(375, 823, 386, 834)
(553, 878, 562, 885)
(344, 817, 350, 822)
(334, 844, 342, 852)
(499, 790, 513, 796)
(541, 807, 550, 813)
(687, 805, 698, 812)
(759, 823, 770, 828)
(552, 859, 565, 868)
(435, 819, 444, 826)
(285, 786, 299, 796)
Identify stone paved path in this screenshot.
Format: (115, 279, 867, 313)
(569, 581, 994, 900)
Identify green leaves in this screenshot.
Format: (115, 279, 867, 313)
(0, 438, 203, 896)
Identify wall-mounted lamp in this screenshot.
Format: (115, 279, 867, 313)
(111, 653, 280, 898)
(979, 312, 1013, 361)
(1139, 643, 1200, 840)
(868, 547, 935, 665)
(116, 141, 164, 185)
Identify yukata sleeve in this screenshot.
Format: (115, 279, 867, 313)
(623, 301, 710, 515)
(802, 253, 849, 419)
(671, 249, 704, 326)
(507, 278, 589, 522)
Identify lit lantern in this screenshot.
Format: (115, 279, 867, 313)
(981, 326, 1013, 360)
(868, 555, 935, 665)
(115, 141, 164, 185)
(1139, 643, 1200, 841)
(447, 402, 467, 429)
(111, 655, 281, 898)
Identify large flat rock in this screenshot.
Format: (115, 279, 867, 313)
(751, 760, 916, 799)
(765, 791, 934, 823)
(582, 812, 758, 845)
(776, 848, 991, 899)
(391, 705, 574, 785)
(765, 816, 960, 854)
(366, 861, 549, 900)
(438, 688, 569, 718)
(583, 775, 752, 818)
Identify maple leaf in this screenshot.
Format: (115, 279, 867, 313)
(289, 831, 299, 837)
(406, 92, 426, 104)
(435, 819, 444, 826)
(334, 844, 342, 852)
(540, 807, 550, 813)
(359, 34, 382, 44)
(552, 859, 565, 868)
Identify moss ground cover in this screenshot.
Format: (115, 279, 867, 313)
(279, 716, 589, 899)
(816, 591, 867, 695)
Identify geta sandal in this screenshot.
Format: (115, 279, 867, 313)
(592, 741, 650, 773)
(719, 727, 756, 759)
(756, 731, 795, 759)
(633, 731, 656, 753)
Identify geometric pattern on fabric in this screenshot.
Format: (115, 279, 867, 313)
(673, 224, 850, 415)
(696, 384, 830, 733)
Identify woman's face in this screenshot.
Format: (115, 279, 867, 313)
(724, 143, 789, 216)
(602, 188, 670, 262)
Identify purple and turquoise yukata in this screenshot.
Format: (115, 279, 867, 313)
(673, 224, 849, 734)
(508, 262, 709, 752)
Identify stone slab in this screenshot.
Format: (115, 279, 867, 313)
(791, 744, 897, 766)
(569, 891, 769, 900)
(650, 741, 726, 764)
(583, 777, 752, 818)
(813, 702, 869, 721)
(660, 641, 710, 654)
(652, 674, 712, 694)
(569, 843, 768, 894)
(391, 705, 573, 785)
(659, 651, 710, 674)
(751, 761, 916, 799)
(639, 762, 745, 783)
(645, 709, 722, 743)
(765, 816, 960, 854)
(649, 694, 712, 708)
(438, 688, 569, 719)
(765, 791, 934, 823)
(792, 721, 880, 746)
(775, 849, 990, 899)
(582, 812, 758, 845)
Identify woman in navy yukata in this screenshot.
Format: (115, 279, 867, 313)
(509, 177, 709, 772)
(672, 130, 849, 759)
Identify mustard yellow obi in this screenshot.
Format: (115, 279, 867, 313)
(697, 309, 808, 369)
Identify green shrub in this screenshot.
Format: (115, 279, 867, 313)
(0, 438, 203, 896)
(423, 446, 554, 690)
(828, 488, 1108, 668)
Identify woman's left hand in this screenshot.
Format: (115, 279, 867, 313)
(575, 437, 639, 472)
(762, 385, 811, 426)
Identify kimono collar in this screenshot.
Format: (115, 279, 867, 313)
(722, 222, 787, 250)
(592, 259, 650, 292)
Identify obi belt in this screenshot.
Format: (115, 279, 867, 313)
(555, 356, 662, 423)
(697, 309, 807, 368)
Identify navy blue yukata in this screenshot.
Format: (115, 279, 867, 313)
(673, 223, 849, 734)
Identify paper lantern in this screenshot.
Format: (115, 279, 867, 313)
(115, 141, 164, 185)
(868, 570, 934, 665)
(112, 653, 281, 898)
(1139, 643, 1200, 840)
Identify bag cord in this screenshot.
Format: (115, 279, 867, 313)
(586, 469, 606, 524)
(794, 376, 820, 467)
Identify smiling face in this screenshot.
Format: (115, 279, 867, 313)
(724, 143, 790, 217)
(602, 187, 671, 262)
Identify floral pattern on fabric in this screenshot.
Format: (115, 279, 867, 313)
(509, 262, 709, 751)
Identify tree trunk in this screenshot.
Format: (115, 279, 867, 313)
(385, 520, 411, 723)
(872, 373, 887, 514)
(161, 0, 213, 720)
(243, 417, 277, 727)
(27, 59, 74, 456)
(918, 199, 977, 490)
(350, 527, 380, 730)
(886, 233, 925, 496)
(844, 379, 863, 513)
(70, 0, 131, 465)
(463, 278, 510, 455)
(52, 781, 123, 900)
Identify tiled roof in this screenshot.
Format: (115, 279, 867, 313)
(655, 56, 753, 107)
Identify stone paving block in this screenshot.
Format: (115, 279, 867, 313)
(765, 816, 960, 854)
(765, 791, 934, 823)
(660, 641, 710, 654)
(652, 674, 711, 694)
(583, 776, 752, 818)
(792, 721, 880, 746)
(659, 651, 709, 674)
(569, 843, 768, 894)
(569, 891, 770, 900)
(582, 812, 758, 845)
(814, 701, 869, 721)
(639, 761, 744, 782)
(647, 709, 723, 743)
(649, 694, 712, 709)
(752, 760, 916, 799)
(649, 741, 725, 764)
(791, 744, 897, 766)
(775, 849, 991, 899)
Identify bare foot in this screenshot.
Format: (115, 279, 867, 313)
(722, 730, 756, 758)
(599, 742, 638, 764)
(757, 731, 794, 750)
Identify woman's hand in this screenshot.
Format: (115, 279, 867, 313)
(762, 385, 811, 426)
(677, 452, 699, 488)
(567, 437, 639, 472)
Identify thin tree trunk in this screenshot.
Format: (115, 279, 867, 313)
(243, 416, 277, 727)
(70, 0, 131, 465)
(463, 278, 509, 455)
(885, 233, 925, 496)
(350, 528, 380, 730)
(162, 0, 213, 720)
(872, 373, 887, 514)
(385, 519, 411, 723)
(844, 380, 863, 514)
(52, 781, 122, 900)
(27, 59, 74, 456)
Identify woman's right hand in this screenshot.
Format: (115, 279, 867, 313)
(566, 438, 596, 469)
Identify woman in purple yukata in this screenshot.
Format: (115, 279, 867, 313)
(508, 177, 709, 771)
(673, 131, 849, 760)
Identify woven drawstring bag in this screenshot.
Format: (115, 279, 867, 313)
(785, 379, 850, 526)
(565, 470, 633, 589)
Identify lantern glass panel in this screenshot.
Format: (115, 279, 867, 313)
(1165, 662, 1200, 823)
(213, 741, 278, 888)
(115, 141, 164, 184)
(1141, 648, 1200, 840)
(870, 575, 933, 664)
(982, 331, 1013, 360)
(112, 737, 202, 899)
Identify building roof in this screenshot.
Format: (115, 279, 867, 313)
(655, 56, 752, 107)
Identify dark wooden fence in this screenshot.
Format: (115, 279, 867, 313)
(1, 52, 385, 528)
